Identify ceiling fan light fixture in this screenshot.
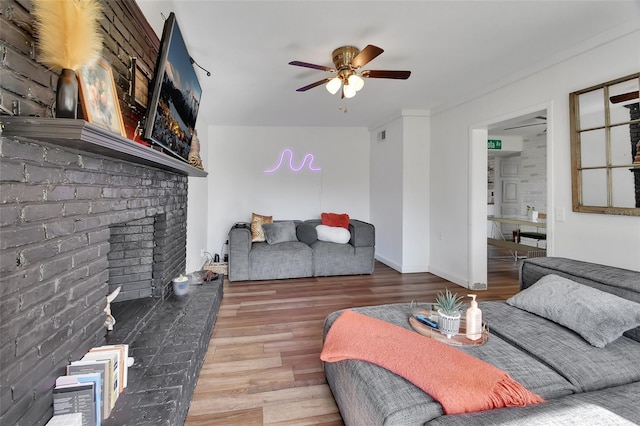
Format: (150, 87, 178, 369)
(326, 77, 342, 95)
(348, 74, 364, 91)
(290, 44, 410, 96)
(343, 84, 356, 98)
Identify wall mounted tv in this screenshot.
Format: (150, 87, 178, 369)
(143, 12, 202, 162)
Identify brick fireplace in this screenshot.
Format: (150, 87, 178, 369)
(0, 0, 213, 423)
(0, 120, 202, 425)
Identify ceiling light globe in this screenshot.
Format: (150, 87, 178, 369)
(343, 85, 356, 98)
(348, 74, 365, 91)
(326, 77, 342, 95)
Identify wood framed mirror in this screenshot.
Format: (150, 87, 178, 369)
(569, 72, 640, 216)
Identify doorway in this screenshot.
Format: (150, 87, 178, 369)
(468, 106, 550, 288)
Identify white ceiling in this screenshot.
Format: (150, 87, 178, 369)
(136, 0, 640, 128)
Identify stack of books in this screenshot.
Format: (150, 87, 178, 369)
(46, 344, 129, 426)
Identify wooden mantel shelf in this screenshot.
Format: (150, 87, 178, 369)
(0, 117, 207, 177)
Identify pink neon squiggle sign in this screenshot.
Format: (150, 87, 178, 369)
(264, 149, 321, 173)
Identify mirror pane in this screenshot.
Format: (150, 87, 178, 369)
(580, 129, 606, 168)
(609, 77, 639, 125)
(611, 124, 635, 166)
(581, 169, 607, 206)
(578, 89, 604, 129)
(611, 167, 637, 208)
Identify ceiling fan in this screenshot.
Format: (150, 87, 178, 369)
(610, 91, 639, 104)
(289, 45, 411, 99)
(503, 116, 547, 132)
(502, 115, 547, 136)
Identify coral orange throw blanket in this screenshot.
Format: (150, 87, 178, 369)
(321, 310, 544, 415)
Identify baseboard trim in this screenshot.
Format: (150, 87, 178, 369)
(427, 265, 469, 289)
(375, 255, 401, 272)
(375, 255, 430, 274)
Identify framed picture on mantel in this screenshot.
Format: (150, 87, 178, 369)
(78, 59, 126, 138)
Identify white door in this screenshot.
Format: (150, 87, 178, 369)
(497, 156, 521, 238)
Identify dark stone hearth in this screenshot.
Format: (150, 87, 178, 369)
(107, 298, 163, 344)
(104, 277, 223, 425)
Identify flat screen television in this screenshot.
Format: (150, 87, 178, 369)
(143, 12, 202, 162)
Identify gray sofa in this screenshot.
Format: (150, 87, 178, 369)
(228, 219, 375, 281)
(323, 257, 640, 425)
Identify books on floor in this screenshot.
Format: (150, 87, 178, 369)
(45, 413, 83, 426)
(88, 344, 129, 391)
(55, 373, 101, 426)
(80, 351, 119, 410)
(52, 380, 95, 426)
(58, 344, 129, 423)
(67, 359, 110, 419)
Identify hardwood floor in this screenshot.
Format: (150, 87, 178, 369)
(185, 255, 521, 426)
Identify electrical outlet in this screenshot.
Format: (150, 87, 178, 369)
(200, 248, 206, 259)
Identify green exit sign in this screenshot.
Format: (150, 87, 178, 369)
(488, 139, 502, 150)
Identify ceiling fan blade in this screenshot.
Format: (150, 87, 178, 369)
(289, 61, 334, 72)
(362, 70, 411, 79)
(351, 45, 384, 69)
(296, 78, 331, 92)
(504, 122, 545, 131)
(610, 91, 639, 104)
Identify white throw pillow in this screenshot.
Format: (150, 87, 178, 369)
(315, 224, 351, 244)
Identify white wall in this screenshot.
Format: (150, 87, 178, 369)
(370, 111, 430, 273)
(401, 113, 430, 272)
(430, 28, 640, 286)
(202, 126, 371, 258)
(370, 118, 404, 269)
(429, 115, 472, 284)
(186, 127, 209, 273)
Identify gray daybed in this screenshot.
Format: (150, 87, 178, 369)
(323, 257, 640, 425)
(228, 219, 375, 281)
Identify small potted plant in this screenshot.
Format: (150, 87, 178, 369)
(172, 273, 190, 296)
(526, 205, 538, 221)
(435, 288, 464, 338)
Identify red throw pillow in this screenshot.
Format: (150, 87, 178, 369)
(321, 212, 350, 229)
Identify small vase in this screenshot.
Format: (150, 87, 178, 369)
(437, 310, 461, 339)
(56, 68, 78, 119)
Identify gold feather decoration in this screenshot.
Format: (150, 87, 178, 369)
(32, 0, 104, 71)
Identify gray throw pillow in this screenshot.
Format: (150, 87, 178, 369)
(507, 274, 640, 348)
(262, 221, 297, 244)
(296, 223, 317, 245)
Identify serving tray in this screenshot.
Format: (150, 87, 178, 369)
(408, 307, 489, 346)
